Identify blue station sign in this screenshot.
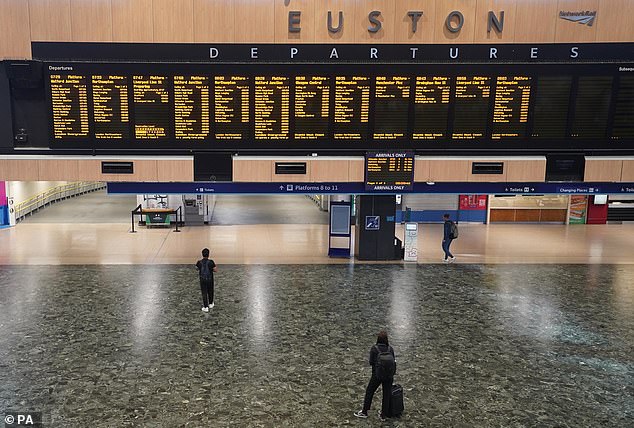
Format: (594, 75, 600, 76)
(107, 181, 634, 195)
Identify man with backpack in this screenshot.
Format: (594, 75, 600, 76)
(195, 248, 217, 312)
(354, 330, 397, 422)
(442, 213, 458, 263)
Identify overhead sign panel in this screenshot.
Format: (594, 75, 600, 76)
(365, 151, 414, 191)
(107, 181, 634, 195)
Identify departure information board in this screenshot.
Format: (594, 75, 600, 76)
(255, 76, 290, 140)
(373, 76, 410, 140)
(50, 74, 89, 139)
(334, 76, 370, 140)
(91, 75, 129, 140)
(365, 151, 415, 191)
(44, 63, 634, 149)
(531, 76, 572, 139)
(492, 76, 531, 139)
(294, 76, 329, 139)
(174, 75, 209, 140)
(214, 76, 250, 140)
(413, 76, 450, 140)
(612, 76, 634, 139)
(132, 75, 170, 139)
(571, 76, 613, 139)
(452, 76, 491, 139)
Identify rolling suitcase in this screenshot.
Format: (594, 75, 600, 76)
(389, 384, 404, 417)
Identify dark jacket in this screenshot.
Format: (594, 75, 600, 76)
(369, 343, 396, 377)
(196, 258, 216, 282)
(443, 220, 453, 241)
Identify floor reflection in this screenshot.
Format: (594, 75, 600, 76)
(0, 264, 632, 427)
(245, 267, 271, 350)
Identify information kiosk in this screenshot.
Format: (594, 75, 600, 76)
(403, 223, 419, 262)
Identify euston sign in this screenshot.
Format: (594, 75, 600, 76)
(287, 10, 505, 35)
(286, 9, 599, 35)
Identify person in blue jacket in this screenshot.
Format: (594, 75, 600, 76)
(442, 213, 456, 263)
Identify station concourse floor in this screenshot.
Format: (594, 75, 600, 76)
(0, 193, 633, 426)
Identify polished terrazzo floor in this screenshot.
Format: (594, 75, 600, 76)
(0, 264, 632, 427)
(21, 191, 135, 224)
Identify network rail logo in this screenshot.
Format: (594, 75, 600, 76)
(559, 10, 597, 26)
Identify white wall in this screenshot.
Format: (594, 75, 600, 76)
(8, 181, 70, 204)
(610, 195, 634, 201)
(401, 194, 459, 211)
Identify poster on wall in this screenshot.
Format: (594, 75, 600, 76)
(459, 195, 488, 210)
(0, 182, 7, 226)
(569, 195, 588, 224)
(143, 194, 169, 209)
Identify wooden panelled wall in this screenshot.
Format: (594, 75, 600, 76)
(0, 158, 194, 181)
(1, 0, 634, 59)
(233, 157, 548, 183)
(4, 157, 634, 182)
(584, 158, 634, 182)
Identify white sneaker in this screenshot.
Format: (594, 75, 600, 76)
(443, 258, 449, 263)
(449, 256, 456, 263)
(353, 411, 367, 418)
(209, 302, 215, 309)
(202, 307, 209, 312)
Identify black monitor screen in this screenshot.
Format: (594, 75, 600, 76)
(21, 62, 634, 152)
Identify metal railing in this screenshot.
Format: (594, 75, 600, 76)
(14, 182, 106, 222)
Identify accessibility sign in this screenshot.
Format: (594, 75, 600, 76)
(365, 216, 380, 230)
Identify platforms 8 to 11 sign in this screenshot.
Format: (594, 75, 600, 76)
(365, 151, 415, 192)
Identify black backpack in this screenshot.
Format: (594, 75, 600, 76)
(450, 221, 459, 239)
(200, 260, 213, 281)
(374, 345, 396, 381)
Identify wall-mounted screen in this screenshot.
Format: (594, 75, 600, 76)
(29, 62, 634, 151)
(50, 74, 89, 139)
(413, 76, 450, 140)
(213, 75, 250, 140)
(365, 151, 414, 191)
(173, 75, 210, 140)
(91, 75, 129, 140)
(594, 195, 608, 204)
(294, 75, 329, 140)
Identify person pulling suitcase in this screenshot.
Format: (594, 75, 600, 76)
(354, 330, 402, 421)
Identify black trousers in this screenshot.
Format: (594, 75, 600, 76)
(362, 374, 392, 416)
(200, 280, 214, 307)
